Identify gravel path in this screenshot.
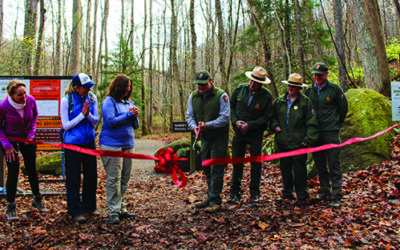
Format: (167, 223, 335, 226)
(131, 139, 166, 181)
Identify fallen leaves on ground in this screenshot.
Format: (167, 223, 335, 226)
(1, 135, 400, 249)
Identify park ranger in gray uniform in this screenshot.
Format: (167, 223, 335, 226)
(186, 70, 230, 213)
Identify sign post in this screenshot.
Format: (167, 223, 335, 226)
(172, 122, 197, 173)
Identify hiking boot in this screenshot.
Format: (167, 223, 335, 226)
(73, 215, 87, 224)
(317, 193, 331, 201)
(109, 214, 120, 224)
(32, 194, 49, 212)
(227, 193, 241, 204)
(205, 204, 221, 213)
(295, 200, 307, 207)
(194, 200, 210, 208)
(250, 195, 259, 204)
(120, 212, 135, 220)
(329, 200, 342, 208)
(6, 202, 19, 221)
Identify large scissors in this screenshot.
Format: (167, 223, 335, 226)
(192, 126, 200, 150)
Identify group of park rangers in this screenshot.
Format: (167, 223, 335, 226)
(186, 62, 348, 213)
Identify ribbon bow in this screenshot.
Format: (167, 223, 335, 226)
(154, 148, 188, 187)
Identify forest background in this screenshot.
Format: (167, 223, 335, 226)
(1, 0, 400, 136)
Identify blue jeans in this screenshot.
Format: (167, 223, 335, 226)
(64, 141, 97, 217)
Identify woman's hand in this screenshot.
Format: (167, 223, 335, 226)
(129, 106, 139, 117)
(5, 147, 17, 162)
(82, 100, 90, 116)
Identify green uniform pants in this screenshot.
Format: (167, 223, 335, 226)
(313, 130, 342, 201)
(200, 133, 229, 206)
(230, 130, 264, 197)
(278, 145, 309, 201)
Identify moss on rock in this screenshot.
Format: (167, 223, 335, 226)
(340, 88, 395, 172)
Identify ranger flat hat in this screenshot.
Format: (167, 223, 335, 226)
(282, 73, 307, 88)
(245, 66, 271, 84)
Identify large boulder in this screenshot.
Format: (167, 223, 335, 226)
(340, 88, 395, 172)
(22, 151, 63, 176)
(155, 137, 202, 172)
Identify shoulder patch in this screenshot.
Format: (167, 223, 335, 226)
(340, 93, 345, 99)
(223, 95, 229, 103)
(311, 108, 315, 115)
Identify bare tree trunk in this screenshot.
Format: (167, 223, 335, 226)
(148, 0, 153, 134)
(96, 0, 109, 81)
(33, 0, 46, 76)
(247, 0, 279, 98)
(130, 0, 134, 52)
(162, 4, 168, 134)
(393, 0, 400, 27)
(69, 0, 82, 75)
(353, 0, 391, 96)
(226, 0, 241, 89)
(141, 0, 148, 135)
(189, 0, 197, 77)
(169, 0, 178, 132)
(294, 0, 306, 78)
(54, 0, 62, 75)
(215, 0, 228, 92)
(0, 0, 3, 53)
(92, 0, 99, 80)
(22, 0, 38, 75)
(333, 0, 348, 92)
(85, 0, 92, 74)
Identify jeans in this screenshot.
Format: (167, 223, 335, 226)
(64, 141, 97, 217)
(100, 145, 134, 216)
(1, 141, 39, 203)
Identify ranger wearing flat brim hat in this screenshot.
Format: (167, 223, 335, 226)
(311, 62, 329, 75)
(245, 66, 271, 84)
(282, 73, 308, 88)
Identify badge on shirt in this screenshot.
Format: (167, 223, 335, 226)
(294, 106, 298, 110)
(223, 95, 229, 103)
(327, 97, 331, 101)
(255, 104, 260, 110)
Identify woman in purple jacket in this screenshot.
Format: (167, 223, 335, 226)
(0, 79, 47, 221)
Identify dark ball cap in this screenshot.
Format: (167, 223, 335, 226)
(193, 70, 211, 84)
(311, 62, 329, 74)
(72, 73, 96, 89)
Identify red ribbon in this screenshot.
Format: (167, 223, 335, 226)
(154, 148, 188, 187)
(202, 123, 400, 166)
(0, 136, 188, 187)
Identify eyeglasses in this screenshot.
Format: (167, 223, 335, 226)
(16, 92, 26, 97)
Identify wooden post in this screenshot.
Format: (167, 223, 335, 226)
(172, 122, 197, 173)
(190, 132, 196, 174)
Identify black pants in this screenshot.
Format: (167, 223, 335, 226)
(231, 130, 264, 197)
(64, 141, 97, 217)
(1, 141, 39, 203)
(313, 130, 342, 201)
(278, 145, 308, 201)
(201, 133, 229, 206)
